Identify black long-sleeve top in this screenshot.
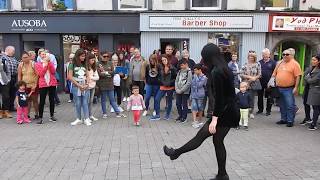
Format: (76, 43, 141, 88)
(208, 67, 240, 127)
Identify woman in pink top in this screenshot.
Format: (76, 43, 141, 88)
(86, 53, 99, 121)
(34, 51, 58, 124)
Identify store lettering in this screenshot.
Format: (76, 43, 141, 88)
(182, 19, 227, 27)
(11, 19, 47, 28)
(290, 17, 320, 24)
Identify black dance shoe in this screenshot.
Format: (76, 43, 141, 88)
(163, 145, 179, 160)
(210, 174, 229, 180)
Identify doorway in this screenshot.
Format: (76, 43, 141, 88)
(275, 41, 313, 94)
(160, 39, 189, 55)
(23, 41, 45, 55)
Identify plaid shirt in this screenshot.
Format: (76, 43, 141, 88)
(2, 54, 19, 77)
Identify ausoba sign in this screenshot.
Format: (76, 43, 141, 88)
(149, 16, 253, 29)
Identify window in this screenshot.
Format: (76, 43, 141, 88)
(21, 0, 37, 10)
(261, 0, 292, 10)
(0, 0, 8, 10)
(46, 0, 74, 10)
(119, 0, 147, 10)
(191, 0, 219, 9)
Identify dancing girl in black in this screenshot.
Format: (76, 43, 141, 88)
(163, 44, 240, 180)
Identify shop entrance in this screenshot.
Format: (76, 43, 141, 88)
(160, 39, 189, 55)
(274, 41, 313, 94)
(23, 41, 45, 54)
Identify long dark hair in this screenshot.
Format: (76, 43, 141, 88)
(86, 53, 96, 71)
(73, 48, 86, 67)
(201, 43, 229, 77)
(160, 54, 171, 74)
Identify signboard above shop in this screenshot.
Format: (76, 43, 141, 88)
(0, 13, 139, 33)
(149, 16, 253, 29)
(270, 14, 320, 32)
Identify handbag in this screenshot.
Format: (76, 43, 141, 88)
(250, 80, 262, 90)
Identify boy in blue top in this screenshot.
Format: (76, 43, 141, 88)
(191, 64, 207, 128)
(236, 82, 252, 130)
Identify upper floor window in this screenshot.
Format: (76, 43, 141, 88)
(119, 0, 147, 10)
(191, 0, 220, 10)
(0, 0, 8, 10)
(46, 0, 74, 10)
(21, 0, 37, 10)
(261, 0, 292, 10)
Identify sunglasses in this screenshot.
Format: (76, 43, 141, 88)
(282, 53, 291, 56)
(103, 55, 109, 58)
(249, 50, 256, 53)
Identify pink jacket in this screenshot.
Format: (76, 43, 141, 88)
(35, 61, 58, 88)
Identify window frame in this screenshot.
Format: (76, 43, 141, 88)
(21, 0, 39, 10)
(190, 0, 221, 10)
(260, 0, 293, 10)
(118, 0, 148, 10)
(0, 0, 8, 11)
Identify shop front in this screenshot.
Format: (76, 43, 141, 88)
(266, 13, 320, 94)
(140, 12, 268, 65)
(0, 12, 140, 87)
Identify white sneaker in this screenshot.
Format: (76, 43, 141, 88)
(142, 110, 148, 116)
(102, 114, 108, 119)
(67, 100, 72, 103)
(116, 113, 127, 118)
(71, 119, 82, 126)
(84, 118, 92, 126)
(152, 111, 156, 116)
(118, 106, 124, 112)
(250, 114, 255, 119)
(136, 121, 140, 126)
(90, 116, 98, 121)
(110, 107, 115, 113)
(123, 97, 127, 102)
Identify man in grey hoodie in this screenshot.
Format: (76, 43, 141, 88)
(175, 59, 192, 123)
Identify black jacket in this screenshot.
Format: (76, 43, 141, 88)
(208, 67, 240, 127)
(236, 91, 252, 109)
(159, 66, 176, 87)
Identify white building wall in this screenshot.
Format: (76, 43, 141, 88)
(299, 0, 320, 10)
(227, 0, 256, 10)
(240, 32, 266, 67)
(152, 0, 185, 10)
(76, 0, 112, 10)
(141, 32, 208, 62)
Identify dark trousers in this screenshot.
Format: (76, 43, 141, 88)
(0, 84, 10, 110)
(311, 105, 320, 126)
(114, 86, 122, 105)
(176, 94, 189, 119)
(132, 81, 145, 97)
(39, 86, 56, 118)
(69, 93, 73, 101)
(303, 88, 311, 120)
(54, 89, 60, 104)
(257, 88, 273, 113)
(9, 76, 17, 111)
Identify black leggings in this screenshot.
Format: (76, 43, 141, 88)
(175, 121, 230, 176)
(114, 86, 122, 106)
(39, 86, 56, 118)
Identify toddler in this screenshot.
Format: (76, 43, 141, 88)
(236, 82, 252, 130)
(127, 86, 146, 126)
(16, 81, 32, 124)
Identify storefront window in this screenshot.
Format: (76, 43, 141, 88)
(45, 0, 74, 10)
(0, 0, 8, 10)
(261, 0, 292, 10)
(191, 0, 219, 9)
(63, 35, 98, 62)
(160, 39, 189, 55)
(119, 0, 147, 9)
(21, 0, 37, 10)
(208, 33, 240, 62)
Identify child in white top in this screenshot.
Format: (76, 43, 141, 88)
(112, 54, 123, 112)
(127, 85, 146, 126)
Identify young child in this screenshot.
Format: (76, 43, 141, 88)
(16, 81, 32, 124)
(127, 85, 146, 126)
(236, 82, 252, 130)
(175, 59, 192, 123)
(191, 64, 207, 128)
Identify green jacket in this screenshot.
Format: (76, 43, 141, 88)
(97, 61, 114, 91)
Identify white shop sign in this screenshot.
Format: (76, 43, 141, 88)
(149, 16, 253, 29)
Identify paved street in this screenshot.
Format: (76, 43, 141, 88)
(0, 95, 320, 180)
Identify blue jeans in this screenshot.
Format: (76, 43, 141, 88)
(145, 84, 160, 110)
(101, 90, 120, 115)
(72, 86, 89, 120)
(155, 89, 174, 117)
(278, 87, 295, 123)
(88, 88, 95, 117)
(176, 94, 189, 119)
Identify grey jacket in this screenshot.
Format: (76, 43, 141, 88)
(305, 67, 320, 106)
(175, 68, 192, 94)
